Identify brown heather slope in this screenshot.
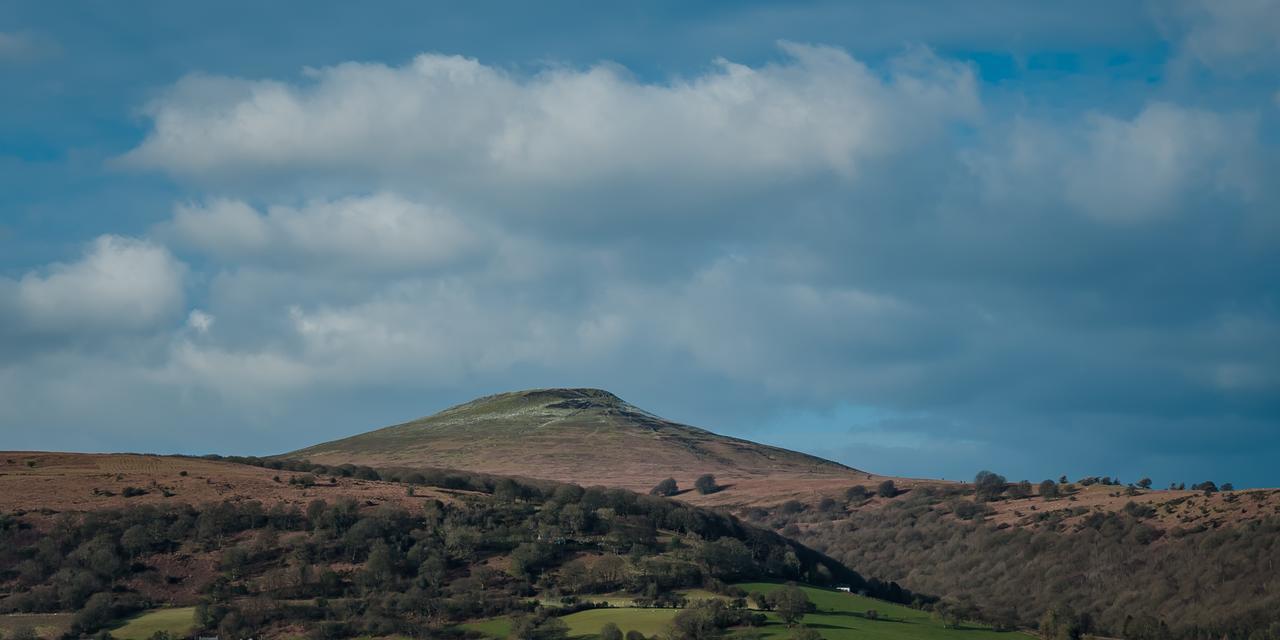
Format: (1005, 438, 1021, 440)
(285, 388, 893, 506)
(0, 452, 452, 515)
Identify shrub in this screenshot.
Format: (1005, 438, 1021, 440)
(877, 480, 897, 498)
(650, 478, 679, 497)
(599, 623, 623, 640)
(974, 470, 1007, 501)
(694, 474, 720, 495)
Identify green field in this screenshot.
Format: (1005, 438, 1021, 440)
(562, 608, 683, 637)
(111, 607, 197, 640)
(737, 583, 1029, 640)
(466, 583, 1033, 640)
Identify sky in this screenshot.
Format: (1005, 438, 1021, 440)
(1, 1, 1278, 487)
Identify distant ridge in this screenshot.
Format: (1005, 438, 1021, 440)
(285, 388, 866, 500)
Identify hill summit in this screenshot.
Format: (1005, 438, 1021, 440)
(286, 388, 866, 499)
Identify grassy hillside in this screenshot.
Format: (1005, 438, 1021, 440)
(285, 388, 868, 502)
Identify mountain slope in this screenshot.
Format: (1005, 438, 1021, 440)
(286, 388, 870, 501)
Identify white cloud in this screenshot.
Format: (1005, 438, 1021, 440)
(187, 309, 215, 334)
(5, 235, 185, 334)
(121, 43, 979, 191)
(967, 103, 1255, 221)
(167, 193, 479, 271)
(1065, 104, 1255, 220)
(1166, 0, 1280, 73)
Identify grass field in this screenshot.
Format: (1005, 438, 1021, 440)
(737, 583, 1030, 640)
(111, 607, 197, 640)
(465, 583, 1033, 640)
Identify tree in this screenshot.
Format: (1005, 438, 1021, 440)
(72, 593, 115, 634)
(1039, 479, 1060, 499)
(1221, 482, 1234, 491)
(974, 470, 1007, 501)
(1137, 477, 1152, 489)
(1040, 604, 1089, 640)
(1007, 480, 1033, 499)
(699, 538, 756, 580)
(773, 586, 811, 626)
(694, 474, 720, 495)
(510, 615, 569, 640)
(844, 485, 868, 501)
(494, 478, 523, 502)
(650, 478, 679, 497)
(599, 623, 623, 640)
(669, 600, 727, 640)
(876, 480, 897, 498)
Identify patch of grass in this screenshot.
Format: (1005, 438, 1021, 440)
(561, 608, 682, 637)
(735, 583, 1030, 640)
(462, 616, 514, 638)
(111, 607, 197, 640)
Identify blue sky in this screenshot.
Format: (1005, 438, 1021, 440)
(2, 1, 1278, 487)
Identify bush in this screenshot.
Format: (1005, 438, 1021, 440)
(599, 622, 623, 640)
(650, 478, 679, 497)
(974, 470, 1007, 501)
(877, 480, 897, 498)
(1039, 479, 1060, 499)
(694, 474, 720, 495)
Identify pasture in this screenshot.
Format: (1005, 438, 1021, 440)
(110, 606, 197, 640)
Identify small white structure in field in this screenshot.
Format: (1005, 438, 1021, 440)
(836, 586, 852, 593)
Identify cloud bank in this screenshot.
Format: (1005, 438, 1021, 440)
(4, 37, 1278, 485)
